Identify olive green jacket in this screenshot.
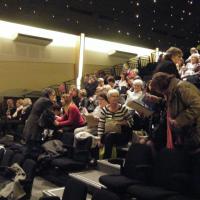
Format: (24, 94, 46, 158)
(167, 78, 200, 147)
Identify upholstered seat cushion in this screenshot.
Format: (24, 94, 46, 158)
(52, 158, 86, 171)
(99, 174, 139, 193)
(127, 184, 178, 200)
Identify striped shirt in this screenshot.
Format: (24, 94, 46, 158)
(97, 104, 134, 137)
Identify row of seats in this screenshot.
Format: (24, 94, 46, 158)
(0, 148, 36, 200)
(39, 178, 120, 200)
(99, 144, 200, 200)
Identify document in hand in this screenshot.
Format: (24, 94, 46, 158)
(127, 101, 153, 117)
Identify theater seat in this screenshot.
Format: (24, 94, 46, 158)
(92, 189, 120, 200)
(99, 175, 138, 193)
(52, 158, 85, 171)
(99, 144, 153, 193)
(127, 185, 178, 200)
(51, 138, 92, 172)
(127, 148, 190, 200)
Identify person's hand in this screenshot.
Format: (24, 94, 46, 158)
(54, 120, 59, 126)
(96, 138, 104, 148)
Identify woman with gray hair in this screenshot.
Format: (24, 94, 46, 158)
(97, 89, 134, 158)
(125, 79, 144, 107)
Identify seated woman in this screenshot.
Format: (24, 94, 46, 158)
(54, 93, 85, 145)
(125, 79, 144, 106)
(97, 89, 134, 159)
(55, 93, 85, 130)
(74, 92, 109, 146)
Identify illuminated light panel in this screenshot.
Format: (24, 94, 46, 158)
(77, 33, 85, 90)
(0, 20, 78, 47)
(85, 37, 154, 56)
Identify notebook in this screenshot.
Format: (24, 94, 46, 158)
(127, 101, 154, 117)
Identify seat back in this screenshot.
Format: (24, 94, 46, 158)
(92, 189, 120, 200)
(123, 143, 153, 181)
(153, 148, 190, 190)
(0, 147, 5, 162)
(62, 178, 87, 200)
(0, 149, 14, 166)
(73, 137, 92, 163)
(10, 153, 24, 166)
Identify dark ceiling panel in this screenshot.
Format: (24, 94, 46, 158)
(0, 0, 199, 52)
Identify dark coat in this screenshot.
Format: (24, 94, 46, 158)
(23, 97, 53, 142)
(155, 60, 180, 79)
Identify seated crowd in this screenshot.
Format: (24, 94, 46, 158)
(0, 46, 200, 199)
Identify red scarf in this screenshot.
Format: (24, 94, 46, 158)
(166, 108, 174, 149)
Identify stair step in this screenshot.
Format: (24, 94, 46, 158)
(97, 159, 120, 175)
(69, 170, 107, 192)
(43, 187, 92, 199)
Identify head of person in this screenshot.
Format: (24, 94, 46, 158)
(123, 62, 130, 71)
(164, 47, 183, 65)
(98, 78, 104, 87)
(16, 99, 24, 108)
(128, 68, 138, 79)
(42, 88, 56, 103)
(97, 92, 108, 108)
(79, 89, 87, 99)
(150, 72, 175, 95)
(61, 93, 72, 106)
(52, 103, 61, 116)
(69, 85, 79, 97)
(191, 54, 199, 64)
(132, 79, 143, 93)
(107, 76, 115, 88)
(23, 98, 32, 107)
(120, 72, 126, 80)
(190, 47, 198, 55)
(107, 89, 120, 105)
(88, 75, 97, 84)
(7, 99, 14, 108)
(83, 74, 90, 83)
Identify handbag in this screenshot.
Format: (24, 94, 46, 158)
(105, 119, 121, 133)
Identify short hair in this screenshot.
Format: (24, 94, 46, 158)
(79, 89, 87, 97)
(132, 79, 143, 86)
(52, 103, 61, 111)
(151, 72, 175, 93)
(98, 78, 104, 82)
(16, 99, 24, 105)
(191, 54, 200, 61)
(23, 98, 32, 106)
(107, 76, 115, 83)
(164, 47, 183, 60)
(97, 92, 108, 102)
(42, 88, 55, 98)
(107, 89, 119, 98)
(190, 47, 198, 54)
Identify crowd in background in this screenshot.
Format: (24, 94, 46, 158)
(0, 46, 199, 162)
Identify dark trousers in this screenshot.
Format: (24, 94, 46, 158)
(102, 130, 131, 159)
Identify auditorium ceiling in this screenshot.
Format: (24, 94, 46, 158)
(0, 0, 199, 53)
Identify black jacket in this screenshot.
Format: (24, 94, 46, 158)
(23, 97, 53, 142)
